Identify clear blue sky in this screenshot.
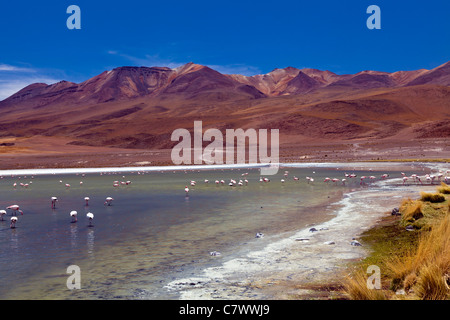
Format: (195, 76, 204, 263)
(0, 0, 449, 99)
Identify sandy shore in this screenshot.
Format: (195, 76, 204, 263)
(0, 136, 448, 170)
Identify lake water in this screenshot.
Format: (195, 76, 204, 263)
(0, 162, 443, 299)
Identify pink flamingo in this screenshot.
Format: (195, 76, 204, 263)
(185, 186, 189, 195)
(7, 205, 21, 216)
(10, 216, 18, 228)
(104, 197, 114, 206)
(0, 210, 6, 220)
(402, 176, 409, 185)
(86, 212, 94, 226)
(70, 211, 78, 223)
(51, 197, 58, 209)
(84, 197, 90, 206)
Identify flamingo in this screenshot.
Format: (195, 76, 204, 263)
(7, 205, 20, 215)
(10, 216, 18, 229)
(51, 197, 58, 209)
(86, 212, 94, 226)
(185, 186, 189, 195)
(84, 197, 90, 206)
(0, 210, 6, 221)
(402, 176, 409, 185)
(104, 197, 114, 206)
(65, 183, 71, 188)
(70, 211, 78, 223)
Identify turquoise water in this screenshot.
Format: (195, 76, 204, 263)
(0, 164, 431, 299)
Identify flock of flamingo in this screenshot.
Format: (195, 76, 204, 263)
(2, 167, 450, 229)
(184, 169, 450, 196)
(1, 172, 120, 229)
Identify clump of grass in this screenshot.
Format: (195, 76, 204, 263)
(437, 182, 450, 195)
(420, 192, 446, 203)
(343, 268, 388, 300)
(343, 191, 450, 300)
(415, 263, 449, 300)
(401, 201, 423, 223)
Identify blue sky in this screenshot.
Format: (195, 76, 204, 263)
(0, 0, 449, 99)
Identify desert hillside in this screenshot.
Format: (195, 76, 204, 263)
(0, 61, 449, 168)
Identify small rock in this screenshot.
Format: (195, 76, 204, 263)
(295, 238, 310, 242)
(396, 289, 406, 295)
(324, 241, 335, 245)
(255, 232, 264, 238)
(210, 251, 221, 256)
(309, 228, 318, 232)
(350, 240, 362, 246)
(405, 225, 415, 231)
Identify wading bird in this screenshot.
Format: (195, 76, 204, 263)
(104, 197, 114, 206)
(70, 211, 78, 223)
(10, 216, 17, 228)
(7, 205, 20, 215)
(86, 212, 94, 226)
(51, 197, 58, 209)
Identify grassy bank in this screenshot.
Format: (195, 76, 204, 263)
(344, 183, 450, 300)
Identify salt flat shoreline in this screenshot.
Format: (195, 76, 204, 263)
(162, 162, 448, 300)
(0, 161, 433, 176)
(164, 181, 438, 300)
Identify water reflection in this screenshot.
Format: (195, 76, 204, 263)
(87, 228, 95, 257)
(10, 228, 19, 252)
(70, 223, 78, 249)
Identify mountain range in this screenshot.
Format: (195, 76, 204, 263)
(0, 61, 449, 156)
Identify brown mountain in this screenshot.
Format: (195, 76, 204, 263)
(406, 61, 450, 86)
(0, 61, 449, 166)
